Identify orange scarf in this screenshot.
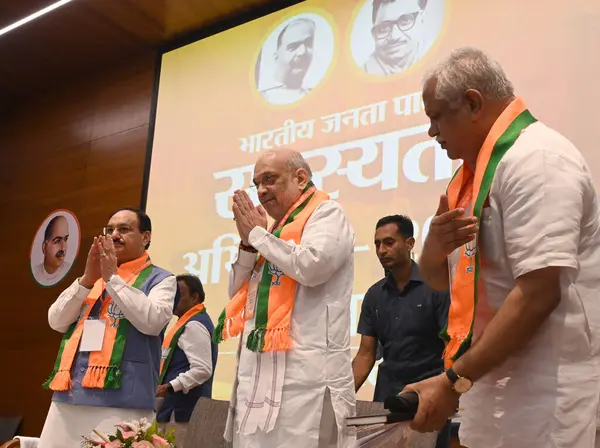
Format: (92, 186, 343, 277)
(43, 253, 153, 391)
(442, 98, 536, 367)
(213, 184, 329, 352)
(159, 303, 206, 383)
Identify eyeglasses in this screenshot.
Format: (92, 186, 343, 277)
(103, 225, 134, 236)
(372, 12, 420, 39)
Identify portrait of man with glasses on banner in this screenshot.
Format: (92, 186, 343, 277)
(362, 0, 440, 76)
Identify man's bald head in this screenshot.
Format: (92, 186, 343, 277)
(257, 149, 313, 178)
(253, 149, 313, 221)
(274, 18, 315, 88)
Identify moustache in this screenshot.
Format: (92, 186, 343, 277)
(113, 240, 125, 246)
(55, 250, 65, 258)
(385, 38, 408, 48)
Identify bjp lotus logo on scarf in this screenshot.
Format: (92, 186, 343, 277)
(268, 263, 284, 286)
(107, 302, 125, 327)
(465, 242, 477, 274)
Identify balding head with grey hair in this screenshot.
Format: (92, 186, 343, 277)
(253, 149, 314, 221)
(422, 47, 518, 167)
(424, 47, 515, 107)
(286, 151, 313, 179)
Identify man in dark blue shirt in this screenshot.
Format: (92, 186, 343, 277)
(352, 215, 451, 447)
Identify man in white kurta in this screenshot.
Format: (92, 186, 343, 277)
(224, 149, 356, 448)
(39, 208, 175, 447)
(405, 47, 600, 448)
(451, 111, 600, 448)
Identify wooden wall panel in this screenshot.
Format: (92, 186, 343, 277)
(0, 52, 156, 438)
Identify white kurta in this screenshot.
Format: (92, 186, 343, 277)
(168, 321, 213, 394)
(32, 260, 72, 286)
(450, 122, 600, 448)
(38, 274, 176, 448)
(226, 200, 357, 448)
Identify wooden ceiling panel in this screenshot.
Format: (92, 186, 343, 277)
(0, 0, 301, 113)
(0, 0, 57, 29)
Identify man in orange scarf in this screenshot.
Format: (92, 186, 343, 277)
(156, 274, 217, 444)
(39, 208, 177, 448)
(216, 149, 356, 448)
(402, 48, 600, 448)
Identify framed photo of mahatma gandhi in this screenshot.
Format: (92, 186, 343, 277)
(350, 0, 445, 77)
(30, 209, 81, 287)
(255, 12, 335, 106)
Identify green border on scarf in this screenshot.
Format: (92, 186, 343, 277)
(439, 110, 537, 360)
(158, 307, 206, 384)
(43, 261, 156, 390)
(246, 187, 315, 352)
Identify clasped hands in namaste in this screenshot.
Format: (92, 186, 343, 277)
(401, 194, 478, 433)
(80, 236, 118, 288)
(232, 189, 267, 246)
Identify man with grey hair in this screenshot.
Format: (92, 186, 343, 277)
(401, 47, 600, 447)
(214, 148, 357, 447)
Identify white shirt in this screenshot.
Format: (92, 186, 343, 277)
(48, 275, 175, 336)
(226, 200, 357, 448)
(169, 320, 213, 393)
(33, 260, 72, 287)
(452, 122, 600, 448)
(41, 272, 176, 448)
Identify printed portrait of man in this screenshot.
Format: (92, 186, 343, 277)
(363, 0, 431, 76)
(32, 215, 73, 286)
(259, 17, 316, 105)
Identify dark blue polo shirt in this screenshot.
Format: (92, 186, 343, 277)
(357, 262, 450, 402)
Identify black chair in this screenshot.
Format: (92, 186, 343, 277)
(0, 417, 22, 444)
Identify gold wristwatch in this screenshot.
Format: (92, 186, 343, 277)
(446, 368, 473, 394)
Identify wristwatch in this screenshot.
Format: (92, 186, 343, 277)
(446, 368, 473, 394)
(167, 383, 175, 394)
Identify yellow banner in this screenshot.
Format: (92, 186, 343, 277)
(146, 0, 600, 400)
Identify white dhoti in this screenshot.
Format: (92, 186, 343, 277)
(38, 402, 154, 448)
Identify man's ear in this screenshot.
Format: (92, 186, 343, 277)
(464, 89, 484, 119)
(142, 231, 151, 248)
(42, 241, 47, 256)
(406, 236, 416, 251)
(296, 169, 309, 190)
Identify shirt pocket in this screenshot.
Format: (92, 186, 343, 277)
(479, 206, 504, 263)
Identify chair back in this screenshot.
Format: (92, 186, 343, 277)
(0, 417, 22, 445)
(184, 397, 231, 447)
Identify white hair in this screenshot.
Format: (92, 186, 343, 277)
(424, 47, 514, 106)
(286, 152, 313, 179)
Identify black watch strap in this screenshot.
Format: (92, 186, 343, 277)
(167, 383, 175, 393)
(446, 367, 459, 384)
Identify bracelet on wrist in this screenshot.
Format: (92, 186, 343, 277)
(239, 242, 258, 253)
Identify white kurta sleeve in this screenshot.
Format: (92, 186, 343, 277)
(105, 275, 176, 336)
(497, 147, 586, 278)
(48, 279, 92, 333)
(228, 249, 257, 298)
(248, 201, 354, 288)
(169, 321, 213, 393)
